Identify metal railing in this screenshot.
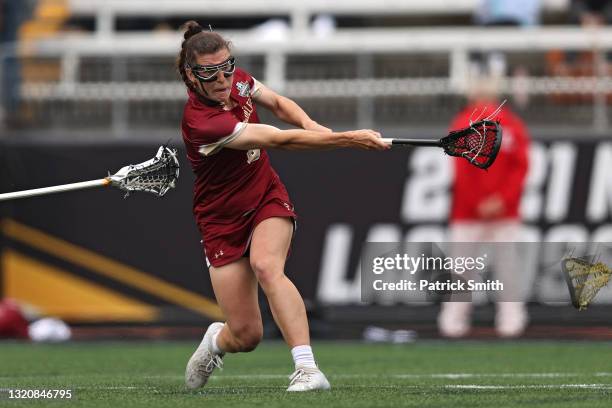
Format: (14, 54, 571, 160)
(4, 25, 612, 135)
(67, 0, 570, 36)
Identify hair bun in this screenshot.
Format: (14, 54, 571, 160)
(182, 20, 204, 40)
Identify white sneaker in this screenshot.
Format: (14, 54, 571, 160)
(185, 322, 225, 389)
(438, 302, 472, 338)
(286, 366, 331, 392)
(496, 302, 528, 338)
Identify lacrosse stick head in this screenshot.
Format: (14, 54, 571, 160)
(562, 256, 612, 310)
(440, 120, 502, 170)
(108, 146, 180, 197)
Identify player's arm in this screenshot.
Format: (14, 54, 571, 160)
(252, 81, 331, 132)
(224, 123, 388, 152)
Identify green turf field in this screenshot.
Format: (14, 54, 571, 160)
(1, 340, 611, 407)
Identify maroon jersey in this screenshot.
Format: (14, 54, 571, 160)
(181, 69, 295, 267)
(182, 68, 282, 224)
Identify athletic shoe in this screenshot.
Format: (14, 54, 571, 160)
(496, 302, 528, 338)
(286, 366, 331, 392)
(185, 322, 225, 389)
(438, 302, 472, 338)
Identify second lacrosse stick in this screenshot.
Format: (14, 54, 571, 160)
(0, 146, 180, 202)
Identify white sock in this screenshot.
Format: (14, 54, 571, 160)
(211, 330, 223, 355)
(291, 345, 317, 369)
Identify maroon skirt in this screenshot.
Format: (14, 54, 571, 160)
(198, 181, 296, 268)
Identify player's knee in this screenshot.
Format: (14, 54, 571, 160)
(250, 256, 283, 287)
(232, 322, 263, 352)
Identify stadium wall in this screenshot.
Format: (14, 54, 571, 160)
(0, 138, 611, 332)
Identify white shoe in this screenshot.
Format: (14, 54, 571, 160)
(286, 366, 331, 392)
(438, 302, 472, 338)
(496, 302, 528, 338)
(185, 322, 225, 389)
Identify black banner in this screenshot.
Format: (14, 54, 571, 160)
(0, 139, 611, 325)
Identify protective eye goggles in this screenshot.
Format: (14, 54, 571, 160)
(187, 57, 236, 82)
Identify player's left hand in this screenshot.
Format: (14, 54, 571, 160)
(304, 120, 332, 133)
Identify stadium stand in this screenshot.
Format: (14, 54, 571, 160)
(3, 0, 612, 136)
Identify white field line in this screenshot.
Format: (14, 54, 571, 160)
(445, 384, 612, 390)
(4, 384, 611, 392)
(211, 372, 612, 380)
(136, 372, 612, 381)
(201, 384, 612, 390)
(3, 372, 611, 381)
(394, 372, 612, 379)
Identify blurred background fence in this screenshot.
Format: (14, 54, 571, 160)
(2, 0, 612, 137)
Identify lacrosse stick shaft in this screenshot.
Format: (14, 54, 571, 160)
(381, 138, 441, 147)
(0, 178, 110, 202)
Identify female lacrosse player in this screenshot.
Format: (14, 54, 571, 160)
(177, 21, 388, 392)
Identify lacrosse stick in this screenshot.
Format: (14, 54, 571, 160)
(0, 146, 179, 202)
(381, 119, 503, 170)
(562, 255, 612, 311)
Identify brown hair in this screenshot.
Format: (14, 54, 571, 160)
(177, 21, 232, 92)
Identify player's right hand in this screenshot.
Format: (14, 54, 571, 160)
(344, 129, 390, 151)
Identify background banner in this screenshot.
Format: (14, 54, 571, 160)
(1, 139, 611, 329)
